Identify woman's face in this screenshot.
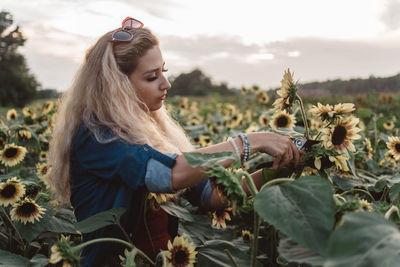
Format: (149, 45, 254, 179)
(129, 45, 171, 111)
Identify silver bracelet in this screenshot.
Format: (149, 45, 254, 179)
(227, 136, 241, 159)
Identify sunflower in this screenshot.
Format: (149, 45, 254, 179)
(187, 118, 200, 126)
(272, 68, 297, 111)
(148, 192, 174, 205)
(385, 151, 398, 166)
(242, 230, 252, 243)
(0, 177, 25, 207)
(363, 138, 374, 160)
(199, 135, 213, 146)
(49, 235, 80, 266)
(258, 114, 269, 127)
(257, 91, 269, 104)
(36, 162, 51, 183)
(230, 113, 243, 128)
(308, 103, 334, 121)
(6, 109, 18, 121)
(269, 110, 296, 130)
(179, 98, 189, 110)
(359, 199, 372, 211)
(245, 122, 259, 133)
(251, 85, 260, 93)
(328, 155, 349, 172)
(43, 101, 54, 114)
(241, 86, 248, 95)
(321, 116, 361, 153)
(40, 151, 48, 161)
(386, 136, 400, 161)
(383, 121, 395, 130)
(333, 103, 355, 115)
(15, 129, 32, 140)
(212, 207, 232, 229)
(163, 236, 197, 267)
(0, 143, 27, 167)
(10, 197, 46, 224)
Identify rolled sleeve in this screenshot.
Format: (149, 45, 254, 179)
(145, 152, 178, 193)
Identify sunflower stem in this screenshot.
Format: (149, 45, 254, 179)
(224, 249, 239, 267)
(243, 172, 258, 197)
(1, 207, 24, 247)
(143, 195, 156, 254)
(251, 212, 261, 267)
(72, 238, 155, 265)
(296, 95, 310, 139)
(339, 188, 375, 201)
(260, 178, 294, 192)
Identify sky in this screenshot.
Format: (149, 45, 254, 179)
(2, 0, 400, 91)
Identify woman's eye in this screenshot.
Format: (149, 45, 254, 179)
(147, 76, 157, 82)
(162, 68, 168, 72)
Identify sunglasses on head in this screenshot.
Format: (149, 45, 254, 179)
(110, 17, 144, 42)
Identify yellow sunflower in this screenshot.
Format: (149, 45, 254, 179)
(386, 136, 400, 161)
(385, 151, 398, 166)
(10, 197, 46, 224)
(40, 151, 48, 161)
(257, 91, 269, 104)
(36, 162, 51, 183)
(251, 85, 260, 93)
(0, 177, 25, 207)
(328, 155, 349, 172)
(6, 109, 18, 121)
(322, 116, 361, 152)
(359, 199, 372, 211)
(272, 68, 297, 111)
(147, 192, 174, 205)
(15, 129, 32, 140)
(269, 110, 296, 130)
(333, 103, 355, 114)
(308, 103, 334, 120)
(363, 138, 374, 160)
(180, 98, 189, 110)
(242, 230, 252, 243)
(212, 207, 232, 229)
(383, 121, 395, 130)
(43, 101, 54, 114)
(163, 236, 198, 267)
(241, 86, 248, 95)
(230, 113, 243, 128)
(258, 114, 269, 127)
(0, 143, 27, 167)
(199, 135, 213, 146)
(245, 122, 259, 133)
(187, 118, 200, 126)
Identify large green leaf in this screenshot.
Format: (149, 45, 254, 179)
(0, 249, 30, 266)
(182, 152, 239, 168)
(160, 201, 195, 222)
(45, 207, 77, 234)
(254, 175, 335, 256)
(74, 207, 126, 234)
(389, 182, 400, 202)
(325, 212, 400, 267)
(278, 237, 326, 266)
(196, 240, 262, 267)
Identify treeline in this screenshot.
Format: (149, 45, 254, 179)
(294, 73, 400, 96)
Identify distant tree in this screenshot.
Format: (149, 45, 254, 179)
(169, 68, 237, 96)
(35, 88, 61, 99)
(0, 10, 39, 107)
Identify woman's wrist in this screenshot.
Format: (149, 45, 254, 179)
(245, 132, 265, 154)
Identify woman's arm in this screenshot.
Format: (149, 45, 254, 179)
(171, 132, 300, 190)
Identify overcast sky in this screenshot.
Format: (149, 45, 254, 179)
(2, 0, 400, 91)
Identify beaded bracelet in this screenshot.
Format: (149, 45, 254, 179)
(227, 136, 241, 160)
(238, 133, 250, 162)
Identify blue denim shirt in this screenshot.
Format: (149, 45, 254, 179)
(69, 123, 211, 266)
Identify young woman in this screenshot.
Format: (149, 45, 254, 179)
(48, 17, 301, 266)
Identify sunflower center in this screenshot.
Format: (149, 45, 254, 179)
(395, 143, 400, 152)
(11, 114, 16, 119)
(277, 116, 288, 127)
(243, 233, 250, 242)
(216, 209, 225, 217)
(174, 250, 188, 264)
(1, 184, 16, 198)
(41, 166, 48, 175)
(5, 148, 18, 158)
(263, 118, 267, 125)
(332, 125, 347, 145)
(16, 202, 37, 217)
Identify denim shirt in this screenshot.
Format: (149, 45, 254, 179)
(69, 123, 211, 266)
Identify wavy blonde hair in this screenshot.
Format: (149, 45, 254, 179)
(48, 27, 193, 203)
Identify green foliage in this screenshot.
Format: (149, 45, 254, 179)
(0, 10, 39, 107)
(74, 207, 126, 234)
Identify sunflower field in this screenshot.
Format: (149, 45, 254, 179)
(0, 69, 399, 267)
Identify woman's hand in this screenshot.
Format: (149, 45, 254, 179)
(247, 132, 302, 169)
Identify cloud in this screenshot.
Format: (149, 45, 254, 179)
(160, 34, 400, 89)
(380, 0, 400, 30)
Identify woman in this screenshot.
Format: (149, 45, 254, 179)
(48, 17, 301, 266)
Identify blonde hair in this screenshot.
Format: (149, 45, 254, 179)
(48, 27, 193, 203)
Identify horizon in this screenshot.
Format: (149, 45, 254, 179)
(3, 0, 400, 92)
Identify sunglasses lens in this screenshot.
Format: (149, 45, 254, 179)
(112, 31, 132, 41)
(122, 18, 143, 29)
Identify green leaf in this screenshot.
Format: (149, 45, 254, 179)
(278, 237, 326, 266)
(0, 249, 30, 266)
(46, 208, 78, 234)
(74, 207, 126, 233)
(254, 175, 335, 256)
(389, 182, 400, 202)
(29, 254, 49, 267)
(325, 212, 400, 267)
(160, 201, 195, 222)
(182, 152, 239, 168)
(196, 240, 262, 267)
(180, 214, 214, 246)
